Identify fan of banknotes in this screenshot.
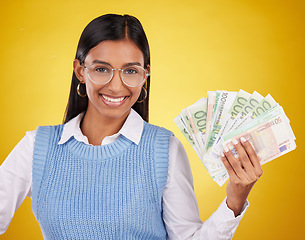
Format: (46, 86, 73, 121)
(174, 90, 296, 186)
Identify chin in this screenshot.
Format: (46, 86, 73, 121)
(100, 108, 131, 120)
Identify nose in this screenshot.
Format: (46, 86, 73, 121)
(107, 70, 125, 92)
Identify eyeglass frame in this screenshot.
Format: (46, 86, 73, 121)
(83, 62, 150, 88)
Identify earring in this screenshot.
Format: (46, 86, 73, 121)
(137, 87, 147, 103)
(77, 82, 87, 97)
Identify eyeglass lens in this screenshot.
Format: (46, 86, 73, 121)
(87, 64, 146, 87)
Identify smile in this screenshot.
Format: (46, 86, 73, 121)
(102, 95, 125, 103)
(99, 94, 129, 106)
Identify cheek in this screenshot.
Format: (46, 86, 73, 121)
(85, 82, 99, 100)
(131, 87, 143, 100)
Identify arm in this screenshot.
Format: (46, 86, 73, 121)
(0, 130, 35, 234)
(162, 136, 249, 240)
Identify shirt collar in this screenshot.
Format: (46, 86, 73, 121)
(58, 108, 144, 146)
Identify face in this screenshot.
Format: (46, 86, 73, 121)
(74, 39, 149, 122)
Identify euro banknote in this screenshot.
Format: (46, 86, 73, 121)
(174, 90, 296, 186)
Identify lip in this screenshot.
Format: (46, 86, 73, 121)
(99, 93, 129, 107)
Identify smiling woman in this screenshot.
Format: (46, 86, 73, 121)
(0, 13, 262, 240)
(64, 14, 151, 125)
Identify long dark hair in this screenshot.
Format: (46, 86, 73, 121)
(63, 14, 150, 123)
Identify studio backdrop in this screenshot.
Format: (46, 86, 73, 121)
(0, 0, 304, 239)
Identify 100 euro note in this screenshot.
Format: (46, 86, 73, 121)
(228, 94, 278, 132)
(178, 109, 203, 156)
(186, 97, 207, 146)
(215, 89, 251, 145)
(185, 98, 208, 155)
(213, 93, 278, 152)
(175, 99, 207, 157)
(204, 91, 238, 153)
(204, 91, 216, 146)
(225, 91, 264, 134)
(174, 115, 202, 158)
(174, 115, 224, 174)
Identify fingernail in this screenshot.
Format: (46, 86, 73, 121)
(240, 137, 247, 142)
(223, 145, 230, 152)
(221, 152, 225, 157)
(232, 138, 239, 145)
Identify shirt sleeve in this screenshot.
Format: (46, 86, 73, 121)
(162, 136, 249, 240)
(0, 130, 36, 234)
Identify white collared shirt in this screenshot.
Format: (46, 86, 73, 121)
(0, 109, 248, 239)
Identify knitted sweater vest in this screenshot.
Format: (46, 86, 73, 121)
(32, 122, 173, 240)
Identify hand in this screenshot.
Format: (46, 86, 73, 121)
(220, 137, 263, 217)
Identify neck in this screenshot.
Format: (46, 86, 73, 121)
(80, 106, 130, 146)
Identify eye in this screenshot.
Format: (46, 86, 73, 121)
(93, 65, 111, 73)
(124, 67, 139, 74)
(95, 67, 108, 73)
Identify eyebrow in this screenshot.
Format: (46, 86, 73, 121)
(91, 60, 142, 68)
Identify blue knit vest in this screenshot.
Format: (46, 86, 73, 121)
(32, 122, 173, 240)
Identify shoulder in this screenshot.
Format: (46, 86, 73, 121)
(36, 123, 64, 131)
(143, 122, 174, 137)
(141, 123, 185, 148)
(35, 124, 65, 134)
(33, 124, 65, 144)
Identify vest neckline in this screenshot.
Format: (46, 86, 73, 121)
(66, 134, 134, 160)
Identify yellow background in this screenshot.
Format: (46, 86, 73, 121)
(0, 0, 304, 239)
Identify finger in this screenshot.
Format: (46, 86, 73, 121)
(240, 137, 263, 178)
(231, 138, 258, 180)
(220, 152, 239, 181)
(223, 145, 251, 181)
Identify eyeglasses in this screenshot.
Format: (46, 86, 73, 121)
(84, 63, 150, 87)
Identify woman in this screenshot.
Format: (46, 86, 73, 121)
(0, 14, 262, 239)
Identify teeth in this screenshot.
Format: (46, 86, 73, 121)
(102, 95, 125, 103)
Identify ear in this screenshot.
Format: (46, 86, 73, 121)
(142, 64, 150, 88)
(146, 64, 151, 75)
(73, 59, 85, 83)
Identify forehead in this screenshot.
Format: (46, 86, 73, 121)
(85, 39, 145, 66)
